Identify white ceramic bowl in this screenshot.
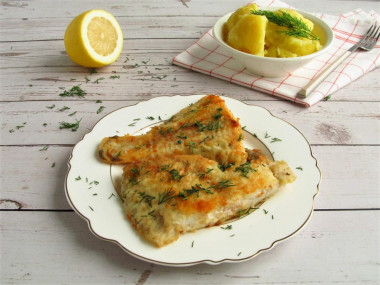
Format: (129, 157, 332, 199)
(212, 7, 334, 78)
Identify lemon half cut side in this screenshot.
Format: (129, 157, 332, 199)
(64, 9, 123, 68)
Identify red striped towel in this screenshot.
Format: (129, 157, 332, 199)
(173, 0, 380, 107)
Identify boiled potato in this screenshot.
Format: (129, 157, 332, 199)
(225, 3, 258, 33)
(224, 5, 322, 58)
(227, 14, 267, 56)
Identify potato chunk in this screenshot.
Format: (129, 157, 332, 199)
(227, 14, 267, 56)
(225, 3, 258, 33)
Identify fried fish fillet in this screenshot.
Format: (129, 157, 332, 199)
(120, 150, 296, 247)
(98, 95, 247, 166)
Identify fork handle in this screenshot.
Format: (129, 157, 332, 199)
(298, 50, 352, 98)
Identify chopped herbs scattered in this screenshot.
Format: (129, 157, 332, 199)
(251, 10, 320, 40)
(96, 106, 105, 114)
(218, 163, 235, 172)
(158, 188, 177, 205)
(169, 169, 186, 182)
(265, 131, 270, 138)
(46, 104, 55, 109)
(9, 122, 27, 133)
(95, 100, 102, 103)
(89, 68, 97, 74)
(146, 116, 155, 120)
(221, 225, 232, 230)
(16, 123, 26, 129)
(296, 166, 303, 171)
(235, 162, 256, 178)
(93, 77, 105, 84)
(75, 176, 81, 181)
(193, 119, 221, 132)
(237, 207, 259, 218)
(151, 75, 167, 80)
(39, 145, 49, 151)
(138, 192, 156, 207)
(42, 123, 47, 127)
(198, 168, 214, 179)
(68, 111, 77, 117)
(199, 136, 210, 144)
(110, 75, 120, 79)
(324, 95, 331, 101)
(186, 141, 197, 153)
(270, 138, 282, 143)
(59, 118, 82, 131)
(89, 206, 94, 211)
(191, 241, 194, 248)
(59, 106, 70, 111)
(108, 193, 116, 199)
(147, 210, 156, 218)
(212, 180, 235, 189)
(159, 127, 173, 136)
(263, 209, 268, 214)
(159, 164, 172, 171)
(59, 85, 86, 98)
(183, 184, 213, 197)
(51, 162, 55, 168)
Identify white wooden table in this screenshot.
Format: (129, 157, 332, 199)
(1, 0, 379, 284)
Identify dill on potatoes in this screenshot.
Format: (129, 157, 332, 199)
(251, 10, 320, 40)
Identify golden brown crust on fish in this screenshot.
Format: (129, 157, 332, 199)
(120, 150, 296, 247)
(97, 95, 247, 166)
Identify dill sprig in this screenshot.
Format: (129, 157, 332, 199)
(138, 192, 156, 207)
(251, 10, 320, 40)
(158, 188, 177, 205)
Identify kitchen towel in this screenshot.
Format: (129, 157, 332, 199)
(173, 0, 380, 107)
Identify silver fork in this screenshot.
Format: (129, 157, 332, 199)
(298, 24, 380, 98)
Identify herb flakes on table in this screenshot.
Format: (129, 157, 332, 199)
(59, 118, 82, 131)
(59, 85, 86, 98)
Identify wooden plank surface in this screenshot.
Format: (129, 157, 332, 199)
(0, 0, 379, 283)
(1, 210, 378, 284)
(1, 39, 379, 102)
(1, 100, 379, 145)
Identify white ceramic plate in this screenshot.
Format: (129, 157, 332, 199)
(65, 95, 321, 266)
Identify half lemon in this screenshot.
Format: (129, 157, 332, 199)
(64, 9, 123, 67)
